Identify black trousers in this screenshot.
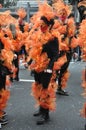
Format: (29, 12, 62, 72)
(57, 51, 72, 86)
(34, 71, 52, 89)
(0, 75, 6, 90)
(13, 58, 19, 79)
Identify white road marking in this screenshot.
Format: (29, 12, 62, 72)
(19, 79, 58, 84)
(20, 79, 35, 82)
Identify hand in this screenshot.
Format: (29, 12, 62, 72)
(13, 54, 17, 59)
(24, 63, 28, 68)
(44, 69, 52, 73)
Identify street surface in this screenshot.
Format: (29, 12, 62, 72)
(2, 61, 86, 130)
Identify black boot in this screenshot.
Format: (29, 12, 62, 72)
(33, 106, 43, 117)
(56, 86, 69, 96)
(10, 77, 13, 82)
(36, 108, 50, 125)
(0, 116, 8, 125)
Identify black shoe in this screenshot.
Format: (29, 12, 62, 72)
(36, 115, 50, 125)
(0, 117, 8, 125)
(14, 77, 19, 81)
(10, 77, 13, 82)
(1, 111, 7, 118)
(56, 89, 69, 96)
(85, 124, 86, 130)
(33, 111, 42, 117)
(77, 58, 81, 61)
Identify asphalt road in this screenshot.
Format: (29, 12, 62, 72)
(1, 61, 86, 130)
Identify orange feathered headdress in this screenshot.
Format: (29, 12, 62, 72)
(38, 1, 55, 21)
(17, 8, 27, 19)
(52, 0, 71, 17)
(30, 1, 55, 29)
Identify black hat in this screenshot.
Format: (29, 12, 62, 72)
(40, 16, 54, 29)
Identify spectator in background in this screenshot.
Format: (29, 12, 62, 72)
(78, 0, 86, 22)
(18, 15, 28, 66)
(0, 4, 2, 8)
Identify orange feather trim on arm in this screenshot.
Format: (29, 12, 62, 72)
(1, 49, 14, 69)
(30, 53, 50, 72)
(1, 37, 14, 51)
(53, 54, 67, 70)
(70, 37, 79, 49)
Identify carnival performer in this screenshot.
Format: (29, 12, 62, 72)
(0, 10, 23, 127)
(0, 23, 14, 125)
(10, 8, 27, 82)
(78, 19, 86, 130)
(52, 0, 76, 95)
(9, 23, 20, 82)
(0, 37, 12, 125)
(25, 2, 60, 125)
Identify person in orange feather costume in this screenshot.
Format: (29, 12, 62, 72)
(32, 17, 59, 125)
(53, 1, 76, 96)
(26, 2, 59, 125)
(0, 10, 26, 127)
(0, 25, 14, 126)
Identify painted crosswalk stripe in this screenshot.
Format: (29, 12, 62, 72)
(20, 79, 35, 82)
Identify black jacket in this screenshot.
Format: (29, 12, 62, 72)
(42, 37, 59, 69)
(0, 39, 4, 52)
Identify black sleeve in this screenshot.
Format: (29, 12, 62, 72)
(19, 24, 24, 33)
(48, 37, 59, 69)
(42, 37, 59, 70)
(0, 39, 4, 52)
(27, 59, 33, 65)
